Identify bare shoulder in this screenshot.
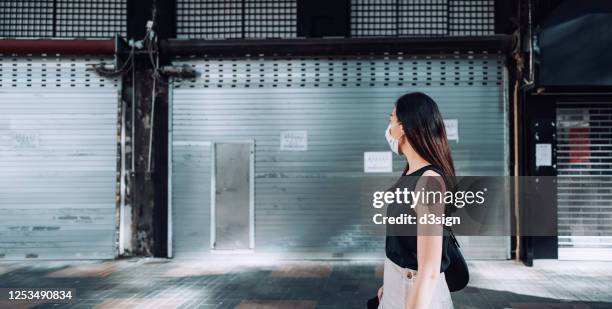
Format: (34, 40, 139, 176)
(419, 169, 446, 191)
(422, 169, 441, 177)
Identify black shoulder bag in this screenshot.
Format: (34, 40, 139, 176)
(443, 226, 469, 292)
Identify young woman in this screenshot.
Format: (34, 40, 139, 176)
(377, 92, 455, 309)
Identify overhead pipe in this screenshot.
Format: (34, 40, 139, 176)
(161, 35, 515, 57)
(0, 36, 513, 58)
(0, 39, 115, 55)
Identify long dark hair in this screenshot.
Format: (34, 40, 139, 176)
(395, 92, 456, 183)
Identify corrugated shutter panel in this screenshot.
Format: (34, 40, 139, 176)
(171, 54, 510, 259)
(557, 102, 612, 260)
(0, 56, 120, 259)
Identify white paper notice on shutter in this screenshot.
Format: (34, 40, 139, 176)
(280, 130, 308, 151)
(364, 151, 393, 173)
(11, 132, 40, 149)
(444, 119, 459, 141)
(536, 143, 552, 167)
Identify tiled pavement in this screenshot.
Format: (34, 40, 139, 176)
(0, 258, 611, 309)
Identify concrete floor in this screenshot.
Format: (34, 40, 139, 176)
(0, 258, 611, 309)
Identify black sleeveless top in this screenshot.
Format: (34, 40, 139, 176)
(384, 165, 451, 272)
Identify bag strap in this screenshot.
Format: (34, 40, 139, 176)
(444, 225, 460, 248)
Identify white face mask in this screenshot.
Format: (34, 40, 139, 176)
(385, 123, 402, 155)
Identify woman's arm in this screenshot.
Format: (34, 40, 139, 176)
(405, 235, 443, 309)
(405, 170, 445, 309)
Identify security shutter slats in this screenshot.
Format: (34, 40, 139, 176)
(171, 54, 510, 259)
(0, 56, 119, 260)
(171, 146, 212, 257)
(556, 102, 612, 260)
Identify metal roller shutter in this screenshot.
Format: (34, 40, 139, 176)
(0, 56, 120, 259)
(170, 54, 510, 259)
(556, 102, 612, 260)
